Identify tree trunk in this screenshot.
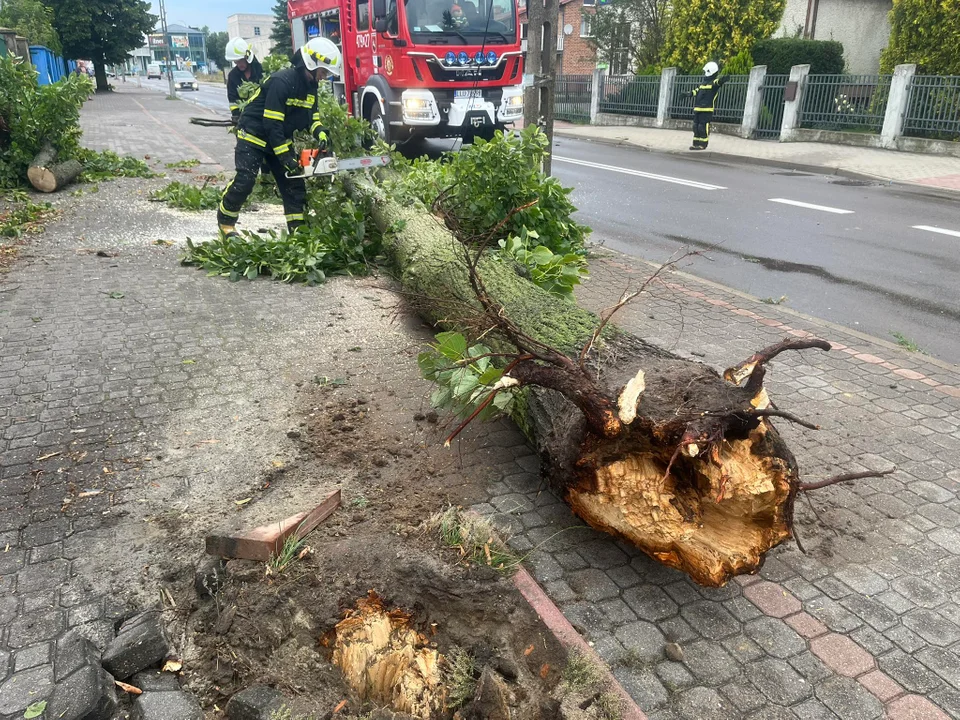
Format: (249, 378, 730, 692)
(27, 145, 82, 193)
(357, 182, 822, 587)
(94, 60, 110, 93)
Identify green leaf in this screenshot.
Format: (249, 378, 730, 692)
(24, 701, 47, 719)
(435, 331, 468, 360)
(477, 367, 503, 385)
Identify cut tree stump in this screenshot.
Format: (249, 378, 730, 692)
(353, 179, 853, 587)
(27, 143, 82, 193)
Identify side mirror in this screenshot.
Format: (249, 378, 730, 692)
(375, 17, 388, 32)
(373, 0, 387, 17)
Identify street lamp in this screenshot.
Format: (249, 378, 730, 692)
(158, 0, 177, 99)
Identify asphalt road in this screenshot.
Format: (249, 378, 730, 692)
(550, 137, 960, 364)
(139, 77, 231, 114)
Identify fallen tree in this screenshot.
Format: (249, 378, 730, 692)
(27, 143, 82, 193)
(354, 175, 891, 587)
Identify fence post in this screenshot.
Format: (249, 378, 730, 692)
(779, 64, 811, 141)
(740, 65, 767, 139)
(880, 63, 917, 149)
(590, 68, 602, 124)
(657, 67, 676, 128)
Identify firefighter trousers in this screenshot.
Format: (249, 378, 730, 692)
(692, 110, 713, 149)
(217, 137, 306, 232)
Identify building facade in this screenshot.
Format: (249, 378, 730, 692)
(520, 0, 598, 76)
(777, 0, 892, 74)
(147, 23, 208, 70)
(227, 14, 277, 60)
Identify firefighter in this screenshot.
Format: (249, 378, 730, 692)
(217, 38, 341, 237)
(225, 38, 264, 123)
(690, 61, 727, 150)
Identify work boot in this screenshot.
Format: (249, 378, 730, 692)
(689, 145, 698, 150)
(218, 224, 240, 239)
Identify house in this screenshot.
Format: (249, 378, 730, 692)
(777, 0, 892, 73)
(520, 0, 599, 76)
(147, 24, 208, 71)
(227, 14, 277, 60)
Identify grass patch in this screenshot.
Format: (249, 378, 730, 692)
(890, 331, 926, 354)
(426, 506, 520, 572)
(349, 495, 370, 509)
(0, 198, 57, 238)
(760, 295, 788, 305)
(268, 532, 309, 573)
(165, 158, 201, 169)
(562, 652, 604, 695)
(443, 646, 477, 709)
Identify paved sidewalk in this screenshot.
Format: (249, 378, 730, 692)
(2, 85, 960, 720)
(554, 122, 960, 193)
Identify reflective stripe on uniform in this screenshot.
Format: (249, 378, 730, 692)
(694, 107, 715, 112)
(310, 122, 324, 134)
(237, 129, 267, 147)
(285, 213, 304, 221)
(286, 97, 314, 108)
(273, 142, 292, 155)
(219, 201, 240, 218)
(229, 103, 240, 111)
(263, 109, 285, 121)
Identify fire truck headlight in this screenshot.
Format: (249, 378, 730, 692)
(404, 97, 427, 110)
(401, 90, 439, 123)
(508, 95, 523, 106)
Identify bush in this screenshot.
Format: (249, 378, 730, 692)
(752, 38, 845, 75)
(880, 0, 960, 74)
(724, 49, 754, 76)
(0, 54, 93, 187)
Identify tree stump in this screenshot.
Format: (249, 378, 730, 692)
(27, 144, 82, 193)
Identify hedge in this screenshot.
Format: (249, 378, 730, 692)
(752, 38, 845, 75)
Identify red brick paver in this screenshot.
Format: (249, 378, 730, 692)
(785, 612, 829, 639)
(858, 670, 903, 702)
(811, 633, 876, 677)
(743, 581, 802, 618)
(887, 694, 951, 719)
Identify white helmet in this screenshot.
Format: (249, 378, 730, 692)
(301, 37, 342, 76)
(703, 61, 719, 76)
(225, 37, 253, 63)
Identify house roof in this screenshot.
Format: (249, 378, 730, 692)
(159, 23, 203, 34)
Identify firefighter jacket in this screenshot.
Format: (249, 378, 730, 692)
(226, 59, 264, 120)
(692, 74, 728, 112)
(236, 66, 325, 165)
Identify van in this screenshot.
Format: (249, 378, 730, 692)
(147, 63, 162, 79)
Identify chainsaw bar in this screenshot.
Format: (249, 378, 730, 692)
(286, 154, 391, 179)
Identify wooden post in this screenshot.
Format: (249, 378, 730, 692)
(522, 0, 560, 175)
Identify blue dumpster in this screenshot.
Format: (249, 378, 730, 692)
(29, 46, 65, 85)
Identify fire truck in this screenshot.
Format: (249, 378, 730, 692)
(287, 0, 524, 144)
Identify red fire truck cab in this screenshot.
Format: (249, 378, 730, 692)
(288, 0, 524, 144)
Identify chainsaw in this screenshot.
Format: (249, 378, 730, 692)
(285, 149, 391, 179)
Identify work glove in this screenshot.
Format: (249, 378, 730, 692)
(313, 127, 330, 152)
(282, 154, 301, 176)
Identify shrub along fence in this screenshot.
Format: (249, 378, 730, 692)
(559, 64, 960, 153)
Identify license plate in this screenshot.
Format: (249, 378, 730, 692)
(454, 89, 482, 99)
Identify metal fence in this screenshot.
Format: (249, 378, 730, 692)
(903, 75, 960, 141)
(555, 74, 593, 123)
(799, 74, 892, 133)
(598, 74, 660, 117)
(669, 75, 748, 122)
(755, 74, 789, 139)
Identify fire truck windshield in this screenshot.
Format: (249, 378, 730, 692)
(403, 0, 517, 44)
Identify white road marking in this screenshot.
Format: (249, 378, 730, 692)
(554, 156, 727, 190)
(768, 198, 854, 214)
(912, 225, 960, 239)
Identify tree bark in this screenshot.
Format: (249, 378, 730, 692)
(27, 145, 82, 193)
(94, 60, 110, 93)
(357, 182, 823, 587)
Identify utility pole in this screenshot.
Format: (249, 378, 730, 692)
(521, 0, 559, 175)
(158, 0, 177, 99)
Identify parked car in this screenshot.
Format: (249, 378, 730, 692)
(146, 63, 162, 79)
(173, 71, 199, 91)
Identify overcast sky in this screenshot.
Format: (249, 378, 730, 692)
(151, 0, 275, 32)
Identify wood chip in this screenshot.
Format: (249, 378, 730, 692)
(115, 681, 142, 695)
(36, 451, 61, 461)
(333, 700, 348, 713)
(539, 663, 550, 679)
(162, 659, 182, 673)
(523, 644, 534, 656)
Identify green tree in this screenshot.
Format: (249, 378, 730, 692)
(0, 0, 62, 53)
(661, 0, 785, 73)
(46, 0, 156, 92)
(880, 0, 960, 74)
(590, 0, 670, 74)
(270, 0, 292, 56)
(205, 30, 229, 72)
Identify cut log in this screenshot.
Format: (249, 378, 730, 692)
(354, 180, 830, 587)
(27, 143, 82, 193)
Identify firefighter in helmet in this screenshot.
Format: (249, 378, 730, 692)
(217, 38, 342, 237)
(690, 61, 727, 150)
(225, 37, 264, 123)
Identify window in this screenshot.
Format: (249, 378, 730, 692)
(254, 26, 261, 35)
(582, 0, 596, 6)
(580, 15, 592, 36)
(357, 0, 370, 31)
